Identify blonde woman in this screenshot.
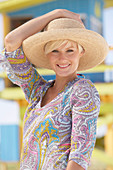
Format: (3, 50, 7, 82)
(0, 9, 109, 170)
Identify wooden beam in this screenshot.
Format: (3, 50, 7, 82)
(104, 124, 113, 157)
(0, 0, 54, 13)
(97, 114, 113, 127)
(2, 14, 11, 37)
(109, 46, 113, 50)
(104, 0, 113, 8)
(92, 148, 113, 166)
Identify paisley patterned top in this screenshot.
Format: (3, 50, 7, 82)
(0, 47, 100, 170)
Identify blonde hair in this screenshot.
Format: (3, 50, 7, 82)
(44, 40, 83, 55)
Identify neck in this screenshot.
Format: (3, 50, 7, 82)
(53, 73, 78, 92)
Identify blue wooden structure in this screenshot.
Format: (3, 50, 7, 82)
(0, 99, 20, 162)
(0, 125, 19, 161)
(6, 0, 104, 32)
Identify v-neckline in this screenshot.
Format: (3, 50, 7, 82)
(40, 77, 80, 109)
(40, 80, 62, 109)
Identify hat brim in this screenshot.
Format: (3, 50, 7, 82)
(22, 28, 109, 71)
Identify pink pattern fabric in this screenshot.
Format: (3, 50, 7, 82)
(0, 47, 100, 170)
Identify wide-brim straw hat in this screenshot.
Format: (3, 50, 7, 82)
(22, 18, 109, 71)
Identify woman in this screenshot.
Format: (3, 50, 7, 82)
(0, 9, 109, 170)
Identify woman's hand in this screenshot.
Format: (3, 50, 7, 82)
(54, 9, 84, 25)
(66, 160, 84, 170)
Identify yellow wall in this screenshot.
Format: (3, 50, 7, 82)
(3, 14, 11, 38)
(0, 0, 53, 13)
(104, 0, 113, 8)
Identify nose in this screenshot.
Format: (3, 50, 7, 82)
(58, 52, 67, 61)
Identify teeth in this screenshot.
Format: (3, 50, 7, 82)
(58, 64, 69, 68)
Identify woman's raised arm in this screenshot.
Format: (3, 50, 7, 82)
(5, 9, 83, 52)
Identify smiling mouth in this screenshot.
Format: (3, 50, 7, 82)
(57, 64, 70, 68)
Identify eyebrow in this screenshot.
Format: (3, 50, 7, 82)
(55, 46, 77, 50)
(61, 46, 76, 49)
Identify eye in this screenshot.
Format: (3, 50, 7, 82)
(52, 50, 59, 53)
(67, 49, 74, 52)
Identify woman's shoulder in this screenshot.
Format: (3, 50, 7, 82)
(71, 78, 100, 113)
(72, 78, 99, 96)
(73, 78, 96, 89)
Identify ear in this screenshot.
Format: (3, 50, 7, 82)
(79, 49, 85, 58)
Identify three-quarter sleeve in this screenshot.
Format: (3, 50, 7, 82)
(0, 47, 46, 102)
(69, 79, 100, 170)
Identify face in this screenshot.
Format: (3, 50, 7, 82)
(46, 42, 84, 79)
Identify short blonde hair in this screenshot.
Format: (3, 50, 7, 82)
(44, 40, 83, 55)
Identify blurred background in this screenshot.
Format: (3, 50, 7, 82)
(0, 0, 113, 169)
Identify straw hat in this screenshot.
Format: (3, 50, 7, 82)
(22, 18, 109, 71)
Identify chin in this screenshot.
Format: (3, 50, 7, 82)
(57, 72, 75, 78)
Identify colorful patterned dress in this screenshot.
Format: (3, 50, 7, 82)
(0, 47, 100, 170)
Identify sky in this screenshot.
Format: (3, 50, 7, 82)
(103, 7, 113, 64)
